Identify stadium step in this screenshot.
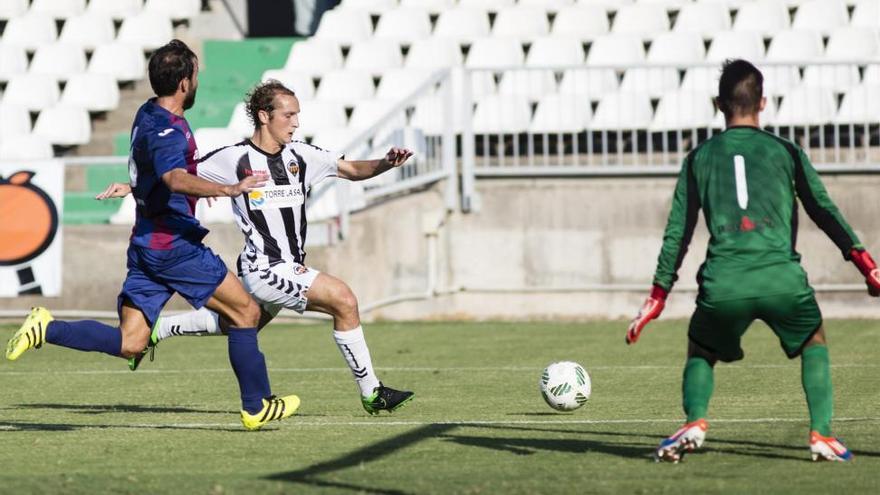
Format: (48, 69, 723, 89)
(63, 192, 124, 225)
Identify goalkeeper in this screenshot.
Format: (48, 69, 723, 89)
(626, 59, 878, 463)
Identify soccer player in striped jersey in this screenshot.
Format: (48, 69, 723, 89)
(625, 60, 878, 462)
(98, 80, 415, 414)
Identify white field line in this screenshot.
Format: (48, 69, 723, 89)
(1, 417, 878, 431)
(0, 363, 877, 376)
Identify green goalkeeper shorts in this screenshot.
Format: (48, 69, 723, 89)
(687, 290, 823, 362)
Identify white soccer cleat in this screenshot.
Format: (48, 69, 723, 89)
(810, 431, 853, 462)
(655, 419, 708, 463)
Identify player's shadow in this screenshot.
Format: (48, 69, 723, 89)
(15, 403, 229, 415)
(0, 421, 242, 433)
(265, 423, 457, 495)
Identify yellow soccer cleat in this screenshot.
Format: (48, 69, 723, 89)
(6, 307, 54, 361)
(240, 394, 300, 431)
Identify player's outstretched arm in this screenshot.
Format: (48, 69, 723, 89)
(337, 147, 414, 181)
(162, 168, 268, 198)
(95, 182, 132, 199)
(625, 285, 668, 345)
(849, 248, 880, 297)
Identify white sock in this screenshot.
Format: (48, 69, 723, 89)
(334, 325, 381, 396)
(155, 308, 221, 341)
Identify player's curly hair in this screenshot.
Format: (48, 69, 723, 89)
(245, 80, 297, 129)
(717, 59, 764, 117)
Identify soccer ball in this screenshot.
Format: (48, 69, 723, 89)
(539, 361, 591, 411)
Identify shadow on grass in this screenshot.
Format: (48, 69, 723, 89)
(14, 403, 229, 415)
(0, 421, 243, 432)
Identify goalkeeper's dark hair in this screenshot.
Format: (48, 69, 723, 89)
(148, 39, 198, 97)
(245, 80, 297, 129)
(717, 59, 764, 117)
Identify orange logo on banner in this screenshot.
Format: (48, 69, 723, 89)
(0, 171, 59, 266)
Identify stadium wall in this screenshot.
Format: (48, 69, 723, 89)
(3, 176, 880, 321)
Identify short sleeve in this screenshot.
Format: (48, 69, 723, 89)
(294, 141, 340, 188)
(196, 149, 238, 185)
(150, 128, 189, 177)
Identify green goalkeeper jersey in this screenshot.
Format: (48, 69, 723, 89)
(653, 126, 863, 302)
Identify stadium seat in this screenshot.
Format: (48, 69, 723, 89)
(650, 90, 716, 131)
(520, 0, 576, 12)
(410, 94, 468, 134)
(558, 68, 618, 99)
(373, 8, 432, 45)
(58, 13, 116, 51)
(87, 0, 143, 20)
(433, 7, 491, 43)
(195, 197, 235, 224)
(60, 73, 120, 112)
(29, 44, 87, 81)
(834, 84, 880, 124)
(296, 100, 349, 138)
(118, 12, 175, 51)
(801, 66, 862, 91)
(764, 30, 825, 94)
(472, 95, 532, 134)
(348, 99, 408, 146)
(400, 0, 456, 15)
(340, 0, 399, 15)
(825, 28, 880, 62)
(576, 0, 634, 10)
(345, 39, 404, 76)
(864, 65, 880, 84)
(851, 0, 880, 29)
(88, 43, 146, 82)
(636, 0, 689, 7)
(313, 8, 373, 46)
(0, 133, 54, 160)
(620, 32, 704, 97)
(459, 0, 516, 12)
(0, 45, 28, 82)
(1, 13, 58, 52)
(587, 34, 645, 66)
(550, 5, 610, 41)
(497, 69, 558, 102)
(591, 92, 654, 130)
(284, 39, 344, 76)
(315, 70, 376, 106)
(673, 2, 732, 39)
(732, 0, 791, 37)
(260, 70, 317, 100)
(30, 0, 86, 19)
(404, 38, 464, 69)
(706, 31, 766, 62)
(774, 86, 837, 126)
(466, 38, 525, 68)
(33, 105, 91, 146)
(528, 93, 593, 134)
(194, 127, 240, 156)
(0, 0, 28, 20)
(527, 37, 585, 66)
(375, 68, 435, 100)
(610, 4, 670, 39)
(144, 0, 203, 21)
(227, 102, 252, 138)
(0, 104, 31, 139)
(791, 0, 849, 35)
(2, 74, 60, 111)
(491, 6, 551, 41)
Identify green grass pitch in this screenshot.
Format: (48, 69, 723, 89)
(1, 320, 878, 494)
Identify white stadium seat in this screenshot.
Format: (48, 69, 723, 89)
(345, 39, 404, 75)
(825, 28, 880, 62)
(706, 31, 766, 62)
(550, 5, 610, 41)
(0, 134, 54, 160)
(673, 2, 731, 39)
(834, 84, 880, 124)
(3, 74, 60, 111)
(459, 0, 516, 11)
(587, 34, 645, 65)
(732, 0, 791, 38)
(527, 37, 585, 66)
(791, 0, 849, 35)
(227, 102, 252, 138)
(348, 100, 407, 146)
(497, 69, 558, 102)
(284, 40, 343, 76)
(591, 92, 654, 130)
(194, 128, 239, 156)
(340, 0, 399, 15)
(520, 0, 576, 12)
(433, 7, 492, 43)
(0, 0, 28, 20)
(373, 8, 432, 45)
(33, 105, 91, 146)
(29, 44, 87, 81)
(620, 32, 704, 97)
(763, 30, 824, 94)
(1, 14, 58, 52)
(313, 8, 373, 46)
(650, 90, 716, 131)
(611, 4, 669, 39)
(0, 45, 28, 82)
(261, 70, 316, 100)
(144, 0, 203, 21)
(576, 0, 634, 10)
(296, 100, 349, 138)
(410, 95, 468, 134)
(61, 73, 120, 112)
(400, 0, 456, 15)
(59, 13, 116, 51)
(315, 70, 376, 106)
(375, 68, 434, 100)
(466, 38, 525, 68)
(851, 0, 880, 29)
(529, 93, 593, 134)
(864, 65, 880, 84)
(88, 43, 146, 82)
(558, 68, 619, 99)
(0, 104, 31, 139)
(492, 6, 551, 41)
(118, 12, 175, 51)
(774, 86, 837, 126)
(636, 0, 689, 7)
(472, 95, 532, 134)
(801, 66, 862, 90)
(87, 0, 143, 20)
(404, 38, 464, 69)
(30, 0, 86, 19)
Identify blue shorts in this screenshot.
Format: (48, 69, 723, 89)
(117, 242, 228, 327)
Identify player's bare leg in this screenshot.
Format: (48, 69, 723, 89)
(118, 302, 153, 358)
(801, 327, 852, 461)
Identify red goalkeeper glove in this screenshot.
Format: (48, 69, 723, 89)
(625, 285, 668, 345)
(850, 248, 880, 297)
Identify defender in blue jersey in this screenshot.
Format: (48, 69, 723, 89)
(7, 40, 299, 431)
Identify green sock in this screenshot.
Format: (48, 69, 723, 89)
(682, 357, 714, 422)
(801, 344, 833, 436)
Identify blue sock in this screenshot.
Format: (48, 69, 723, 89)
(45, 320, 122, 357)
(228, 327, 272, 414)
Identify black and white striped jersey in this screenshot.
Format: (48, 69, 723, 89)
(197, 139, 338, 274)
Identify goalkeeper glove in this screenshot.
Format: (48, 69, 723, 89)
(849, 248, 880, 297)
(625, 285, 668, 345)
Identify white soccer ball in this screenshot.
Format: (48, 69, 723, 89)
(539, 361, 591, 411)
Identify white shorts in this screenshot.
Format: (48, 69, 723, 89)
(241, 261, 320, 316)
